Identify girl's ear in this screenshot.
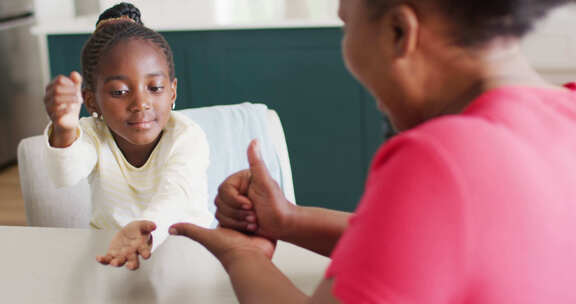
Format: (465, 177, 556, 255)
(83, 90, 99, 114)
(170, 78, 178, 105)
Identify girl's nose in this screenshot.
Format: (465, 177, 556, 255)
(129, 92, 151, 112)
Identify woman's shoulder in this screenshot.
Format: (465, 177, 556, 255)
(369, 115, 500, 178)
(378, 115, 487, 153)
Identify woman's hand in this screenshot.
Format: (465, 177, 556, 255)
(169, 223, 275, 270)
(44, 71, 83, 147)
(215, 139, 296, 240)
(96, 220, 156, 271)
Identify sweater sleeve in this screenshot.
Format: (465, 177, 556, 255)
(138, 125, 214, 251)
(326, 132, 471, 304)
(43, 122, 98, 188)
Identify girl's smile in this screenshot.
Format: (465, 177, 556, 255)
(127, 118, 157, 130)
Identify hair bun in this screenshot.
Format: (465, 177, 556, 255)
(96, 2, 143, 27)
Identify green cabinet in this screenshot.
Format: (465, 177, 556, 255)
(47, 27, 390, 212)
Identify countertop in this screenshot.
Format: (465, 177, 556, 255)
(0, 226, 330, 304)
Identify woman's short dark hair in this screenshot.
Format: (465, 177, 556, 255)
(366, 0, 574, 46)
(81, 2, 175, 91)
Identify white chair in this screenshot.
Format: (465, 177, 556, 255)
(18, 103, 295, 228)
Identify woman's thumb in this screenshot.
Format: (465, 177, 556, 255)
(247, 139, 272, 185)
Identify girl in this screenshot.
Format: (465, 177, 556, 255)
(43, 2, 213, 270)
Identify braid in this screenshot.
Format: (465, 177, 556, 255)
(81, 3, 175, 91)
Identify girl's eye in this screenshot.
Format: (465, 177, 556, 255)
(150, 86, 164, 93)
(111, 90, 129, 96)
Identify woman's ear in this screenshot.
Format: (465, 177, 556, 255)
(388, 4, 419, 58)
(83, 90, 98, 114)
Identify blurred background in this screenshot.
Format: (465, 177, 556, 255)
(1, 0, 575, 226)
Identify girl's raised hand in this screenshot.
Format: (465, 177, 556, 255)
(96, 220, 156, 271)
(44, 71, 84, 147)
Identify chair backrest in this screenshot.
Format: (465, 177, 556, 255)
(18, 103, 295, 228)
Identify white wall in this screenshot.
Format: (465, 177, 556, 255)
(33, 0, 75, 21)
(214, 0, 338, 24)
(98, 0, 339, 25)
(46, 0, 339, 24)
(522, 5, 576, 83)
(98, 0, 216, 25)
(214, 0, 285, 24)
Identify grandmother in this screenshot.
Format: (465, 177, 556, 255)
(171, 0, 576, 302)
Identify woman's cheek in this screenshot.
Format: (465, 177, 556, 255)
(341, 36, 359, 79)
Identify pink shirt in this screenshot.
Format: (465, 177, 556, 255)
(327, 85, 576, 303)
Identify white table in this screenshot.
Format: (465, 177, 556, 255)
(0, 226, 330, 303)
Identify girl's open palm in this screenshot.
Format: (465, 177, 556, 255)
(96, 220, 156, 270)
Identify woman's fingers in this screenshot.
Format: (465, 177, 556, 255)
(217, 182, 253, 210)
(216, 211, 258, 232)
(215, 197, 254, 222)
(215, 196, 259, 232)
(214, 170, 258, 231)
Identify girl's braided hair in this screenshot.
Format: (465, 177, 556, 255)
(81, 2, 175, 91)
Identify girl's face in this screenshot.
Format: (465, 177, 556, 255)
(87, 38, 176, 148)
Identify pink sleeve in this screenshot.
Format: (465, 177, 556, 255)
(326, 132, 471, 304)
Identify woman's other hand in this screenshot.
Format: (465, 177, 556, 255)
(215, 139, 296, 240)
(169, 223, 275, 270)
(96, 220, 155, 270)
